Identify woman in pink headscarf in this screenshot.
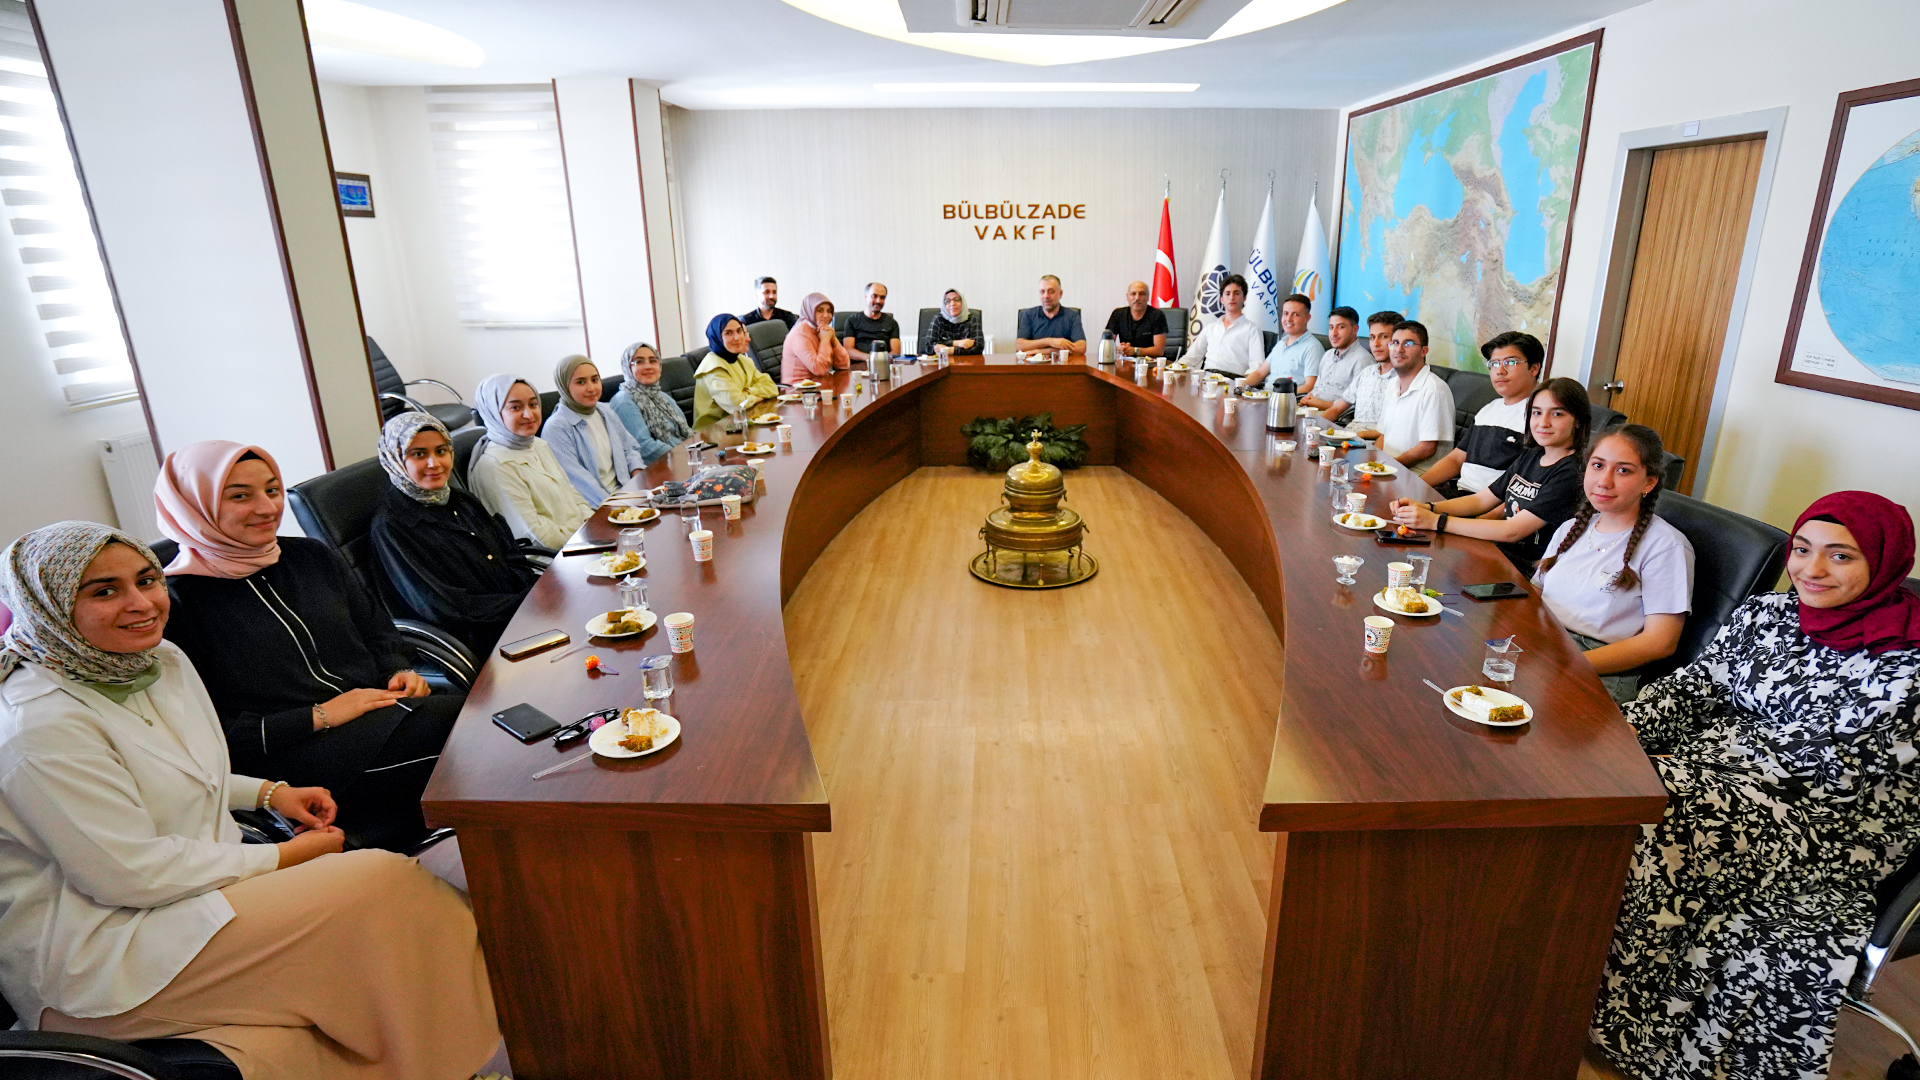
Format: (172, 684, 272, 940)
(155, 441, 460, 854)
(1591, 491, 1920, 1080)
(780, 291, 849, 383)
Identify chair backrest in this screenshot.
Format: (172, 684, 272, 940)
(746, 317, 787, 376)
(599, 372, 624, 400)
(1658, 451, 1686, 492)
(1314, 333, 1331, 350)
(1591, 402, 1625, 433)
(1162, 307, 1187, 355)
(1906, 577, 1920, 598)
(286, 458, 394, 607)
(537, 390, 560, 434)
(660, 353, 698, 423)
(1645, 489, 1789, 682)
(366, 337, 407, 420)
(1432, 366, 1496, 442)
(451, 425, 485, 488)
(1262, 330, 1278, 354)
(832, 311, 854, 336)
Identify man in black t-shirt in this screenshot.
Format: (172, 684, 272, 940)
(844, 282, 901, 365)
(742, 275, 797, 330)
(1104, 280, 1168, 357)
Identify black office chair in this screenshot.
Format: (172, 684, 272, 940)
(1162, 306, 1188, 361)
(1313, 332, 1331, 350)
(746, 317, 787, 377)
(1444, 368, 1498, 443)
(275, 465, 480, 694)
(916, 307, 938, 349)
(366, 337, 473, 431)
(0, 989, 240, 1079)
(1262, 329, 1278, 354)
(1660, 452, 1686, 492)
(537, 390, 560, 430)
(599, 372, 624, 400)
(1640, 489, 1788, 684)
(662, 353, 699, 424)
(832, 311, 854, 338)
(1843, 852, 1920, 1079)
(1591, 402, 1626, 433)
(450, 425, 485, 482)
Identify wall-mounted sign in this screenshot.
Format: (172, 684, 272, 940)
(944, 201, 1085, 240)
(335, 172, 374, 218)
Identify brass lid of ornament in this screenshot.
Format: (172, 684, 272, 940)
(1002, 432, 1065, 513)
(984, 431, 1082, 552)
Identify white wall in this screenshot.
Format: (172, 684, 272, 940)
(665, 107, 1339, 350)
(554, 77, 657, 363)
(318, 82, 586, 401)
(1346, 0, 1920, 529)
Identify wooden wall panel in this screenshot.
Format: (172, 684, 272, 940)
(1611, 136, 1764, 493)
(916, 366, 1116, 466)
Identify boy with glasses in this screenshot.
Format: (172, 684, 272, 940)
(1372, 320, 1455, 472)
(1421, 331, 1545, 492)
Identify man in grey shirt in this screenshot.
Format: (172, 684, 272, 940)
(1302, 306, 1371, 422)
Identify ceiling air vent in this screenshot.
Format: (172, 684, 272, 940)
(956, 0, 1202, 32)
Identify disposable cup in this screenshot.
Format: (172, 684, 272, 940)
(720, 495, 741, 521)
(748, 458, 765, 480)
(776, 424, 792, 443)
(1319, 444, 1337, 465)
(839, 392, 854, 409)
(664, 612, 696, 653)
(689, 529, 713, 562)
(1363, 616, 1395, 654)
(1345, 492, 1368, 515)
(1387, 561, 1414, 589)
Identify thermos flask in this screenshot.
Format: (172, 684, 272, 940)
(1266, 377, 1298, 431)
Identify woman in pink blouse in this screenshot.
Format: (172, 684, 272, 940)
(781, 291, 849, 383)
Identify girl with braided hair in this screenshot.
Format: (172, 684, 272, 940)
(1532, 424, 1694, 703)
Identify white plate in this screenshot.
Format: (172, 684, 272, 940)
(1444, 686, 1533, 727)
(1333, 513, 1384, 531)
(1166, 362, 1191, 371)
(1373, 588, 1438, 617)
(607, 506, 659, 525)
(1241, 389, 1271, 400)
(1352, 461, 1397, 477)
(737, 442, 776, 454)
(1325, 428, 1358, 440)
(1205, 372, 1233, 383)
(590, 553, 646, 578)
(589, 709, 681, 759)
(587, 608, 657, 638)
(750, 413, 782, 424)
(791, 380, 820, 389)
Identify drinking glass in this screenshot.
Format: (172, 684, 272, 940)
(617, 576, 646, 613)
(984, 334, 996, 354)
(685, 444, 701, 467)
(1408, 553, 1432, 587)
(679, 497, 701, 530)
(728, 402, 745, 433)
(1331, 481, 1353, 513)
(639, 655, 674, 700)
(1333, 555, 1363, 585)
(1330, 458, 1352, 483)
(1483, 638, 1521, 684)
(616, 528, 644, 558)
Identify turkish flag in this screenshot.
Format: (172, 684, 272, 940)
(1151, 196, 1178, 308)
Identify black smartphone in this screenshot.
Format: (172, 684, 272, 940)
(499, 628, 570, 659)
(492, 703, 562, 742)
(1463, 582, 1527, 600)
(1374, 528, 1433, 545)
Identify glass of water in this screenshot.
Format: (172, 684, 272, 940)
(679, 496, 701, 530)
(639, 655, 674, 700)
(617, 528, 644, 558)
(617, 576, 646, 613)
(1330, 458, 1352, 483)
(1408, 552, 1432, 587)
(1331, 481, 1353, 513)
(1483, 637, 1521, 684)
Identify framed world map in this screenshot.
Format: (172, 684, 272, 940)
(1334, 32, 1602, 372)
(1777, 77, 1920, 412)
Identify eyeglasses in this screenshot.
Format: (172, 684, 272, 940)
(1388, 340, 1423, 351)
(1487, 358, 1528, 371)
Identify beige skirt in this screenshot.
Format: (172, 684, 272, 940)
(44, 848, 500, 1080)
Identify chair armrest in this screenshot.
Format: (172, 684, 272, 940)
(403, 378, 467, 405)
(394, 619, 478, 690)
(379, 391, 430, 414)
(0, 1031, 174, 1079)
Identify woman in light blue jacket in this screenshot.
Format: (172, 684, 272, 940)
(544, 354, 669, 502)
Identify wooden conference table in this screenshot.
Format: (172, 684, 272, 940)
(421, 354, 1668, 1080)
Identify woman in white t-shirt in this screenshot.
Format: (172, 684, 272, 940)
(1533, 424, 1694, 703)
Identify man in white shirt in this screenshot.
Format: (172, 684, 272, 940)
(1300, 306, 1371, 421)
(1184, 274, 1266, 378)
(1247, 293, 1324, 394)
(1422, 330, 1544, 493)
(1374, 320, 1455, 473)
(1350, 310, 1401, 433)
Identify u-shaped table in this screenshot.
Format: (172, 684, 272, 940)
(422, 356, 1667, 1080)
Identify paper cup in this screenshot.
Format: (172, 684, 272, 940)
(1363, 616, 1395, 654)
(839, 392, 854, 409)
(689, 529, 713, 562)
(1319, 444, 1337, 465)
(664, 612, 695, 653)
(720, 495, 741, 521)
(1345, 492, 1368, 515)
(1223, 396, 1239, 413)
(776, 423, 792, 443)
(1387, 561, 1414, 589)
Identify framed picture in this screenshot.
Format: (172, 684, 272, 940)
(1333, 32, 1602, 372)
(1776, 77, 1920, 411)
(334, 172, 374, 218)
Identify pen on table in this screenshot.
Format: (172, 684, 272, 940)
(548, 642, 590, 663)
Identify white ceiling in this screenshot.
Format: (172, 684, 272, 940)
(311, 0, 1647, 111)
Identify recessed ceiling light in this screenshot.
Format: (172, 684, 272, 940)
(304, 0, 486, 68)
(876, 82, 1199, 92)
(781, 0, 1346, 66)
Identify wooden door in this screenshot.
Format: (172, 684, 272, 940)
(1605, 137, 1764, 494)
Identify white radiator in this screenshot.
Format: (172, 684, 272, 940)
(99, 430, 162, 542)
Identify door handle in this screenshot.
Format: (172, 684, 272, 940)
(1603, 380, 1625, 393)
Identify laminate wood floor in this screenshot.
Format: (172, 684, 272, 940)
(785, 466, 1286, 1080)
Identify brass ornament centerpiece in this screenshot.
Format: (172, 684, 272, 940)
(969, 431, 1097, 588)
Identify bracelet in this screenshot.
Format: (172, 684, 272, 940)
(1437, 513, 1450, 534)
(260, 780, 288, 810)
(313, 704, 330, 730)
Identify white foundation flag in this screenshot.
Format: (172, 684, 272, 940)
(1292, 192, 1332, 333)
(1243, 190, 1280, 334)
(1189, 187, 1231, 341)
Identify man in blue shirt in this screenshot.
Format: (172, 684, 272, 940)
(1246, 292, 1324, 393)
(1015, 275, 1086, 356)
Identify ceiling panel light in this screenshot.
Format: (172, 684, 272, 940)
(781, 0, 1345, 65)
(875, 82, 1198, 92)
(305, 0, 485, 68)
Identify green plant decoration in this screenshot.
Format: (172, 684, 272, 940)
(960, 412, 1089, 471)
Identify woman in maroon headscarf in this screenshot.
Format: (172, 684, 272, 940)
(1590, 491, 1920, 1080)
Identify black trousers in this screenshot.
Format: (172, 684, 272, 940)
(269, 693, 463, 851)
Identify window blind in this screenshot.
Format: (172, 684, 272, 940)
(427, 84, 581, 327)
(0, 0, 135, 409)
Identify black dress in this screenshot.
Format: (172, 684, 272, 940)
(369, 484, 539, 655)
(162, 537, 461, 849)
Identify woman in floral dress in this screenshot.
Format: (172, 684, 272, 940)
(1591, 490, 1920, 1080)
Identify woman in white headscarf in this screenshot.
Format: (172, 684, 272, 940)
(465, 373, 592, 550)
(0, 520, 500, 1079)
